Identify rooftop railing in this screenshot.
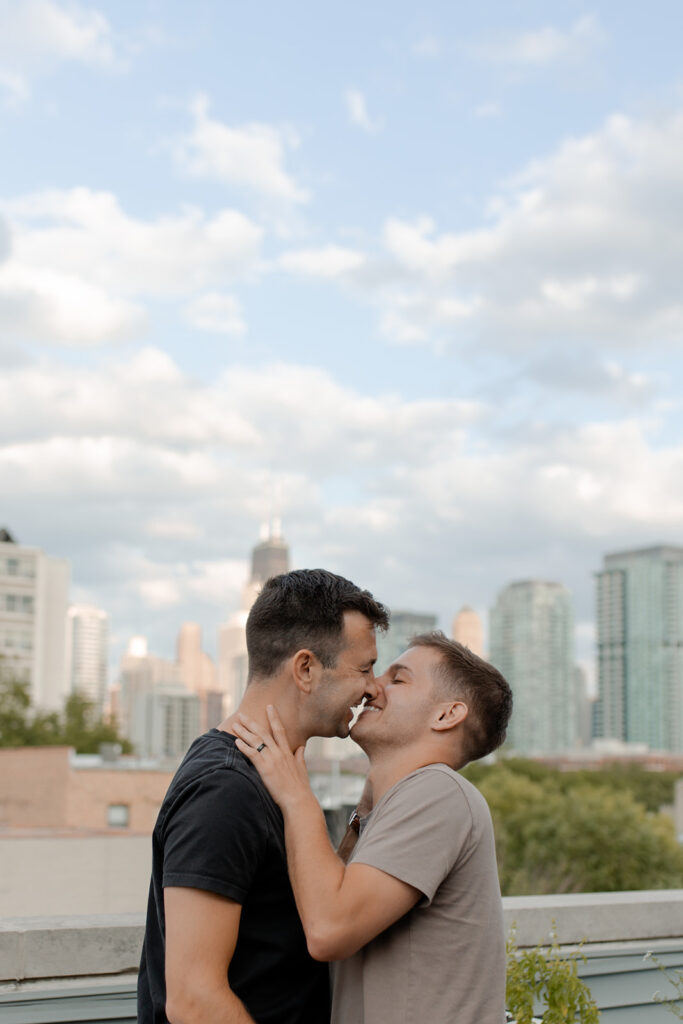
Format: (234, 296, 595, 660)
(1, 891, 682, 1022)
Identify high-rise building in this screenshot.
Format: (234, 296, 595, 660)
(376, 610, 438, 672)
(489, 580, 575, 755)
(118, 636, 182, 741)
(176, 622, 220, 731)
(129, 683, 201, 761)
(65, 604, 109, 711)
(574, 665, 595, 749)
(250, 519, 289, 583)
(218, 522, 290, 712)
(0, 528, 70, 710)
(594, 545, 683, 752)
(451, 605, 484, 656)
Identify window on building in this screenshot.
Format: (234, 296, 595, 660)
(107, 804, 130, 828)
(7, 558, 18, 575)
(6, 594, 17, 611)
(21, 595, 34, 613)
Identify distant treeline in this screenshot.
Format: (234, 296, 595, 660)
(0, 674, 131, 754)
(462, 758, 683, 895)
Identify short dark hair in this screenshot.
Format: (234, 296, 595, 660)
(246, 569, 389, 680)
(409, 631, 512, 764)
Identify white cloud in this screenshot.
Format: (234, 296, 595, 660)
(0, 348, 261, 449)
(340, 108, 683, 356)
(3, 351, 682, 668)
(139, 577, 182, 609)
(345, 88, 378, 133)
(477, 14, 602, 66)
(0, 262, 145, 344)
(146, 519, 201, 540)
(0, 0, 120, 103)
(174, 93, 309, 203)
(279, 245, 366, 278)
(0, 188, 262, 344)
(184, 292, 246, 336)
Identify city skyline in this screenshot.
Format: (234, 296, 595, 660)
(2, 1, 683, 684)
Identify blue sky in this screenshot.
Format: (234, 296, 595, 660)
(2, 0, 683, 682)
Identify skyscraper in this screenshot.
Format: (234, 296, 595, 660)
(176, 622, 220, 731)
(594, 545, 683, 752)
(489, 580, 575, 755)
(65, 604, 109, 712)
(118, 636, 182, 741)
(451, 605, 484, 657)
(376, 610, 438, 672)
(218, 522, 291, 712)
(250, 518, 289, 583)
(0, 528, 70, 710)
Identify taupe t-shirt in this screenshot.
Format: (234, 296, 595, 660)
(331, 764, 505, 1024)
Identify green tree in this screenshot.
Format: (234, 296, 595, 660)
(0, 673, 131, 754)
(0, 676, 34, 746)
(61, 691, 131, 754)
(475, 766, 683, 894)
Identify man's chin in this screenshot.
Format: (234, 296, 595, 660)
(348, 725, 370, 753)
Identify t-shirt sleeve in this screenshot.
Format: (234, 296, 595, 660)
(162, 768, 268, 904)
(351, 769, 476, 905)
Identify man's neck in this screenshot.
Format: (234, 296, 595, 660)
(366, 744, 457, 807)
(220, 684, 308, 752)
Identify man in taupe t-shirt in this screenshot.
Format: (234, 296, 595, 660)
(234, 630, 513, 1024)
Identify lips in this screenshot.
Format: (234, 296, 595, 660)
(351, 703, 381, 726)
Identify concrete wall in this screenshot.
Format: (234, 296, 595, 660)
(0, 834, 151, 916)
(1, 893, 682, 1023)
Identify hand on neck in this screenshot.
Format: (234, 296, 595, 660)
(221, 682, 307, 752)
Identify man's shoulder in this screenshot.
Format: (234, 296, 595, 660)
(386, 763, 491, 821)
(158, 730, 266, 824)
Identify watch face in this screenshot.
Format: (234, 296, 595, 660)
(348, 810, 361, 834)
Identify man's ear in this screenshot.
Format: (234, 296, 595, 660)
(291, 648, 322, 694)
(432, 700, 468, 732)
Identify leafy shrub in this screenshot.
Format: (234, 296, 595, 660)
(506, 927, 599, 1023)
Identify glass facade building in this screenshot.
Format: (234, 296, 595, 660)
(489, 580, 575, 755)
(594, 545, 683, 752)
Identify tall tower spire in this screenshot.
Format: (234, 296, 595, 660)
(250, 524, 290, 584)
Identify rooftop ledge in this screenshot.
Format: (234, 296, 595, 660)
(1, 890, 682, 985)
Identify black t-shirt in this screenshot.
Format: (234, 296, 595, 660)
(137, 729, 330, 1024)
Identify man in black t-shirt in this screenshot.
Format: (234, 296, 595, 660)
(137, 569, 388, 1024)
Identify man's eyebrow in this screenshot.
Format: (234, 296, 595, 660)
(389, 662, 413, 676)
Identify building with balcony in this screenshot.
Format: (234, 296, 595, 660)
(0, 528, 70, 711)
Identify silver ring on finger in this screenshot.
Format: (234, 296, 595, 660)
(256, 742, 267, 753)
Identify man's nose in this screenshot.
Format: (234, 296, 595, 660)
(364, 673, 380, 698)
(368, 671, 387, 698)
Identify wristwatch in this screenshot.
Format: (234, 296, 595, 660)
(348, 809, 361, 834)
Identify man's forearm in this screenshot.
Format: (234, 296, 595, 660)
(280, 794, 347, 957)
(167, 981, 256, 1023)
